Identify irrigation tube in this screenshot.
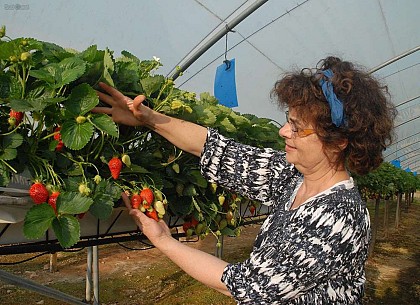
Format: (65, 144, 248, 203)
(0, 269, 87, 305)
(168, 0, 269, 80)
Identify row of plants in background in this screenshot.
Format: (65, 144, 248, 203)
(353, 161, 419, 257)
(354, 162, 418, 201)
(0, 26, 284, 248)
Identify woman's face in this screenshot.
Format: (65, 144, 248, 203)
(279, 109, 332, 173)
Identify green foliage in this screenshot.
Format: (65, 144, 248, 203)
(354, 162, 419, 200)
(0, 28, 284, 248)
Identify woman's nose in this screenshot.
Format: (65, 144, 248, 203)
(279, 123, 292, 139)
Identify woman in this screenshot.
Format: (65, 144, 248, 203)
(94, 57, 396, 304)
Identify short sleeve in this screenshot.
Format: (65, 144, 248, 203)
(200, 128, 296, 204)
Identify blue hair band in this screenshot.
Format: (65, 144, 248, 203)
(319, 69, 345, 127)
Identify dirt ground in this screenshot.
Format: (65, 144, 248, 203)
(1, 199, 419, 305)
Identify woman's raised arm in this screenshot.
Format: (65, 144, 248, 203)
(93, 82, 208, 157)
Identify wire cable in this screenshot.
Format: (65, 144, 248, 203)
(166, 0, 249, 78)
(194, 0, 283, 70)
(178, 0, 310, 87)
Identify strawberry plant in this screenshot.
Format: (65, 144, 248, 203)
(0, 26, 284, 248)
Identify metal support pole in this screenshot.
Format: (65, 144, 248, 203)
(215, 235, 224, 258)
(168, 0, 269, 81)
(49, 252, 57, 273)
(85, 247, 93, 303)
(92, 245, 99, 305)
(368, 45, 420, 74)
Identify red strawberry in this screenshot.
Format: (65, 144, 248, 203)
(53, 127, 64, 151)
(48, 191, 60, 212)
(146, 209, 159, 221)
(108, 157, 122, 179)
(182, 221, 192, 233)
(53, 127, 61, 141)
(249, 205, 256, 216)
(140, 188, 154, 209)
(191, 216, 199, 227)
(29, 182, 49, 204)
(8, 110, 24, 127)
(56, 140, 64, 151)
(130, 193, 142, 209)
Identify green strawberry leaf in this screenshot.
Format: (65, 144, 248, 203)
(121, 50, 141, 64)
(187, 169, 208, 188)
(219, 117, 237, 133)
(78, 45, 104, 63)
(140, 75, 165, 96)
(101, 48, 115, 87)
(3, 133, 23, 149)
(64, 83, 99, 116)
(0, 163, 10, 186)
(229, 111, 250, 126)
(9, 97, 65, 112)
(52, 215, 80, 248)
(41, 41, 74, 61)
(56, 191, 93, 214)
(168, 196, 194, 216)
(30, 57, 86, 89)
(59, 57, 87, 86)
(89, 199, 114, 220)
(29, 67, 56, 84)
(0, 74, 11, 98)
(61, 120, 94, 150)
(0, 148, 17, 161)
(0, 40, 20, 60)
(183, 184, 197, 196)
(208, 203, 219, 218)
(23, 203, 56, 239)
(200, 108, 217, 126)
(221, 226, 236, 237)
(90, 114, 119, 137)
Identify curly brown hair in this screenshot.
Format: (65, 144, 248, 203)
(271, 56, 397, 175)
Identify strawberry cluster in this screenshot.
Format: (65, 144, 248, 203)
(53, 126, 64, 151)
(129, 187, 166, 221)
(29, 181, 60, 213)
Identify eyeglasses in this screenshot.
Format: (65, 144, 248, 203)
(285, 111, 316, 138)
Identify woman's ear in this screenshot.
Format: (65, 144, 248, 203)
(338, 139, 348, 151)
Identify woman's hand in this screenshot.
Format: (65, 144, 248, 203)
(121, 192, 172, 245)
(121, 192, 230, 296)
(93, 82, 152, 127)
(95, 82, 207, 157)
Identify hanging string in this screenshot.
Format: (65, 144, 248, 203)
(224, 24, 235, 70)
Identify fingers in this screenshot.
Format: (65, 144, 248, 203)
(129, 95, 146, 113)
(133, 95, 146, 108)
(122, 192, 144, 229)
(91, 106, 112, 115)
(122, 192, 132, 211)
(96, 90, 116, 106)
(98, 82, 126, 99)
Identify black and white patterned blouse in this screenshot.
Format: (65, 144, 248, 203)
(199, 128, 371, 305)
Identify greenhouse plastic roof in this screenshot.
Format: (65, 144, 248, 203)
(2, 0, 419, 171)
